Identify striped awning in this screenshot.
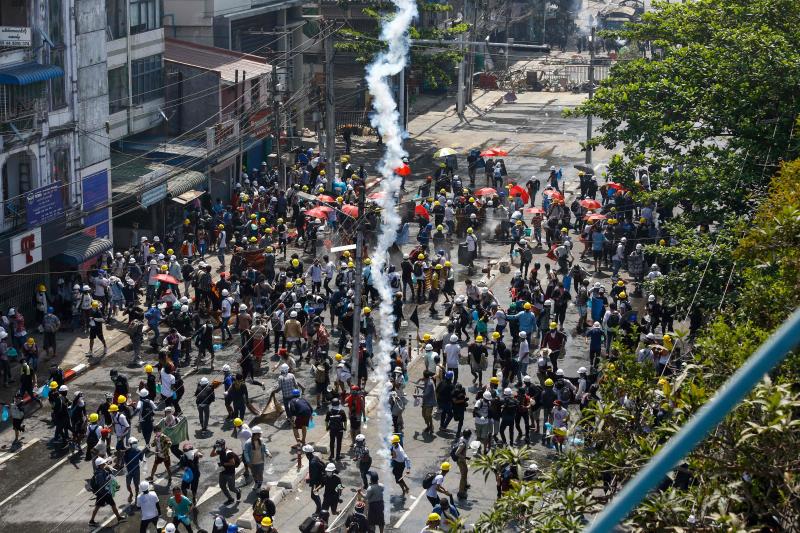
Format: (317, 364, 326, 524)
(54, 235, 113, 266)
(167, 170, 207, 199)
(0, 62, 64, 85)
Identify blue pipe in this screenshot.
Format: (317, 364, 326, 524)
(585, 307, 800, 533)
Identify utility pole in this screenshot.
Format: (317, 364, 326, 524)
(323, 22, 337, 180)
(398, 67, 406, 130)
(457, 32, 466, 118)
(466, 0, 479, 105)
(350, 185, 367, 381)
(585, 26, 595, 165)
(271, 63, 284, 188)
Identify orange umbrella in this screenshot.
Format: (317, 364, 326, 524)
(414, 204, 430, 220)
(580, 199, 602, 210)
(474, 187, 497, 197)
(606, 182, 627, 192)
(305, 207, 330, 219)
(480, 147, 508, 157)
(394, 164, 411, 176)
(525, 207, 545, 215)
(341, 204, 360, 217)
(508, 184, 529, 203)
(585, 213, 607, 222)
(368, 191, 386, 200)
(317, 194, 335, 203)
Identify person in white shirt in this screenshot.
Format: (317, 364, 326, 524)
(612, 237, 627, 278)
(237, 422, 253, 481)
(220, 291, 234, 341)
(443, 335, 462, 383)
(425, 462, 452, 507)
(137, 481, 161, 531)
(160, 366, 176, 407)
(516, 332, 530, 385)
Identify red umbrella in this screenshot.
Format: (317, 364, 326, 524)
(525, 207, 545, 215)
(305, 207, 330, 219)
(480, 147, 508, 157)
(341, 204, 360, 217)
(317, 194, 335, 203)
(580, 199, 602, 210)
(154, 273, 179, 285)
(508, 185, 530, 203)
(394, 164, 411, 176)
(606, 182, 627, 192)
(368, 191, 386, 200)
(585, 213, 607, 222)
(414, 204, 430, 220)
(474, 187, 497, 197)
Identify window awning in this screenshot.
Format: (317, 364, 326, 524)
(171, 189, 205, 205)
(167, 170, 207, 199)
(53, 235, 113, 266)
(0, 62, 64, 85)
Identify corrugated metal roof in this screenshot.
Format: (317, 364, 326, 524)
(0, 62, 64, 86)
(55, 235, 113, 266)
(164, 38, 272, 84)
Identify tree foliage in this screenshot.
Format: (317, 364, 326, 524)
(334, 1, 467, 89)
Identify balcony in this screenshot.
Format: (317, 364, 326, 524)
(0, 84, 44, 140)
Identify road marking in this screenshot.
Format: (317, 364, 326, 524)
(0, 438, 39, 466)
(0, 454, 69, 508)
(393, 489, 426, 528)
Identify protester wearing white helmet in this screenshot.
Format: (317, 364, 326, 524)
(444, 334, 462, 383)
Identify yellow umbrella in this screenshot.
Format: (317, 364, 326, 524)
(434, 147, 457, 158)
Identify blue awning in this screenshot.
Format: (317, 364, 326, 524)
(0, 62, 64, 86)
(53, 235, 113, 266)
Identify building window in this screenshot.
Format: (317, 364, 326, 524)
(48, 0, 66, 110)
(0, 0, 27, 27)
(129, 0, 162, 35)
(50, 147, 70, 205)
(131, 54, 163, 104)
(2, 152, 34, 221)
(108, 66, 128, 114)
(106, 0, 127, 40)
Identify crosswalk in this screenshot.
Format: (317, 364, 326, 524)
(0, 438, 39, 467)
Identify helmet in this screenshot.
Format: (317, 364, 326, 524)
(95, 457, 107, 467)
(145, 364, 153, 373)
(475, 335, 483, 343)
(428, 513, 441, 523)
(325, 463, 336, 472)
(544, 378, 554, 387)
(261, 517, 273, 527)
(335, 353, 343, 361)
(233, 418, 243, 427)
(444, 260, 452, 267)
(266, 246, 274, 253)
(391, 435, 401, 444)
(503, 387, 513, 396)
(417, 254, 425, 260)
(618, 291, 627, 299)
(648, 294, 656, 302)
(347, 262, 355, 268)
(291, 259, 300, 267)
(556, 368, 565, 376)
(467, 227, 474, 234)
(88, 413, 99, 423)
(440, 462, 451, 472)
(578, 366, 588, 374)
(550, 321, 558, 329)
(617, 280, 625, 287)
(489, 376, 500, 385)
(424, 344, 433, 351)
(523, 375, 532, 383)
(468, 197, 475, 203)
(290, 311, 298, 318)
(249, 236, 257, 243)
(277, 218, 284, 224)
(91, 300, 100, 309)
(523, 302, 532, 310)
(222, 364, 231, 372)
(291, 388, 301, 397)
(423, 333, 431, 341)
(218, 224, 225, 230)
(149, 246, 156, 253)
(138, 389, 149, 398)
(355, 434, 366, 442)
(286, 282, 294, 289)
(240, 304, 248, 312)
(129, 437, 138, 445)
(364, 258, 372, 265)
(222, 289, 230, 297)
(450, 334, 458, 343)
(199, 377, 209, 386)
(302, 444, 314, 453)
(73, 284, 81, 290)
(139, 481, 150, 492)
(251, 426, 262, 434)
(117, 395, 127, 404)
(109, 404, 119, 412)
(280, 364, 289, 374)
(435, 264, 443, 270)
(165, 525, 176, 533)
(363, 306, 371, 314)
(483, 391, 492, 400)
(492, 331, 500, 340)
(663, 334, 672, 342)
(181, 305, 189, 313)
(519, 331, 527, 338)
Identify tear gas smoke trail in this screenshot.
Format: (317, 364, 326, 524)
(363, 0, 417, 464)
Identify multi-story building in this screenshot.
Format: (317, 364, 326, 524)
(0, 0, 112, 310)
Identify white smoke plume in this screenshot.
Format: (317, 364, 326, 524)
(364, 0, 417, 465)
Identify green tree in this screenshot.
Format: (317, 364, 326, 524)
(334, 1, 468, 89)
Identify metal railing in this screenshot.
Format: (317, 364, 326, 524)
(586, 307, 800, 532)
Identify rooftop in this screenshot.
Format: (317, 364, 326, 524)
(164, 38, 273, 84)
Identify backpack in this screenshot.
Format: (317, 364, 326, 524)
(449, 441, 462, 462)
(90, 470, 105, 493)
(422, 471, 437, 489)
(390, 276, 400, 289)
(226, 450, 241, 468)
(182, 467, 194, 484)
(127, 319, 143, 337)
(86, 424, 100, 448)
(314, 365, 328, 384)
(607, 312, 620, 329)
(293, 398, 313, 418)
(299, 515, 319, 533)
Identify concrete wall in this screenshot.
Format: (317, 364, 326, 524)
(164, 62, 221, 134)
(74, 0, 110, 170)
